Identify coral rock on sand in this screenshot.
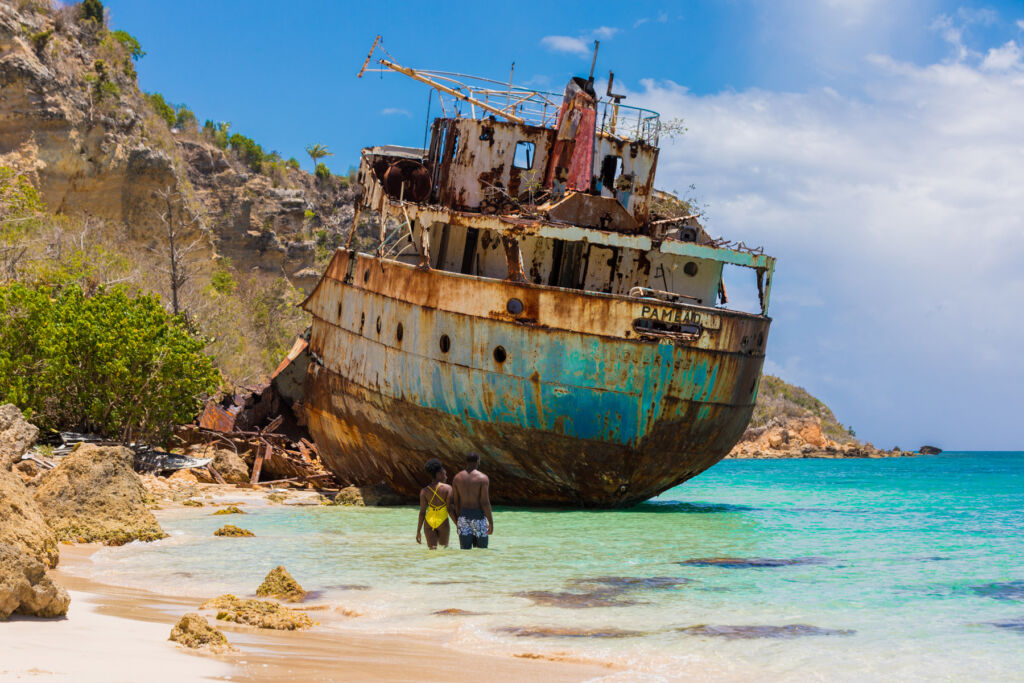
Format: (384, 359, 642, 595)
(182, 499, 204, 507)
(169, 612, 237, 653)
(33, 444, 167, 545)
(191, 448, 250, 485)
(331, 483, 406, 506)
(0, 543, 70, 620)
(214, 525, 254, 537)
(212, 505, 245, 516)
(256, 565, 306, 602)
(0, 466, 59, 569)
(200, 595, 313, 630)
(0, 404, 38, 469)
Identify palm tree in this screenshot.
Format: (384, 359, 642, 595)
(305, 143, 333, 172)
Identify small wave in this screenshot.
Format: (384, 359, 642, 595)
(676, 624, 855, 639)
(634, 501, 756, 514)
(988, 617, 1024, 633)
(496, 626, 644, 638)
(972, 581, 1024, 602)
(678, 557, 827, 568)
(513, 589, 642, 609)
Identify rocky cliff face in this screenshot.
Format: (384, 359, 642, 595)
(728, 376, 907, 459)
(0, 2, 355, 291)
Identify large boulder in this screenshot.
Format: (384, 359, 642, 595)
(33, 444, 167, 545)
(0, 403, 38, 469)
(0, 466, 58, 568)
(0, 543, 70, 620)
(191, 447, 250, 485)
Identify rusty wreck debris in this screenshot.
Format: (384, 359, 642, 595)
(277, 39, 777, 507)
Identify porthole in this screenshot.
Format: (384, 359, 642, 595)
(337, 303, 342, 319)
(376, 316, 381, 334)
(506, 298, 524, 315)
(363, 268, 370, 283)
(359, 312, 365, 333)
(684, 261, 698, 277)
(493, 346, 507, 363)
(396, 323, 404, 342)
(439, 334, 451, 353)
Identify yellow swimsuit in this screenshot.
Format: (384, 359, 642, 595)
(425, 486, 448, 530)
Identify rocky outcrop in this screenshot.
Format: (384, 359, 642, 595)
(918, 445, 942, 455)
(33, 444, 167, 545)
(200, 594, 313, 630)
(256, 566, 305, 602)
(0, 466, 58, 569)
(0, 543, 69, 620)
(0, 2, 356, 291)
(213, 525, 253, 538)
(728, 415, 908, 459)
(0, 403, 38, 469)
(169, 612, 236, 654)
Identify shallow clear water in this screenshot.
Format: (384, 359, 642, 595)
(88, 453, 1024, 681)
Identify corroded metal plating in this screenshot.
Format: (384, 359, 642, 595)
(301, 250, 769, 507)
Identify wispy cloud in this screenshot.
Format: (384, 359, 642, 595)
(540, 27, 619, 57)
(629, 38, 1024, 449)
(539, 35, 590, 56)
(380, 108, 411, 117)
(633, 17, 649, 28)
(1017, 18, 1024, 31)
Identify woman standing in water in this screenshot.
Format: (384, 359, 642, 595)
(416, 458, 452, 549)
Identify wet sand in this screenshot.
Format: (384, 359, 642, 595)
(2, 545, 616, 682)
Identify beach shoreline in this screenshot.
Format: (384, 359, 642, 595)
(2, 543, 618, 683)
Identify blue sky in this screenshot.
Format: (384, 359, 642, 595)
(103, 1, 1024, 450)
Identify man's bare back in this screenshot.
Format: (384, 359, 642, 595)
(451, 453, 492, 549)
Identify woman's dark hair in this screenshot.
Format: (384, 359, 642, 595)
(424, 458, 443, 476)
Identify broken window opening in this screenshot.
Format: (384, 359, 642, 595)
(513, 141, 535, 170)
(599, 155, 623, 192)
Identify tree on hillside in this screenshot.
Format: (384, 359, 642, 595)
(305, 143, 332, 172)
(150, 187, 205, 317)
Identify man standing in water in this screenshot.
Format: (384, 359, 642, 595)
(450, 452, 493, 549)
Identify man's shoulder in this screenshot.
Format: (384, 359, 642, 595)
(472, 470, 489, 481)
(452, 470, 468, 482)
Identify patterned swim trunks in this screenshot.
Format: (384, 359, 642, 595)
(456, 515, 488, 537)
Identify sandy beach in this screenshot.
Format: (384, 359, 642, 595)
(1, 544, 617, 683)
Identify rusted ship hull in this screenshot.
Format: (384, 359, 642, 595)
(301, 250, 769, 507)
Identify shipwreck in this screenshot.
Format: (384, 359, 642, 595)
(279, 40, 776, 506)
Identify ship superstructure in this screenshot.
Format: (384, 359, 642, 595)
(297, 41, 775, 506)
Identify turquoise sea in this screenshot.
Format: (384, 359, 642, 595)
(88, 453, 1024, 681)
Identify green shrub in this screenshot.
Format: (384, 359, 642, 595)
(0, 282, 221, 443)
(210, 267, 237, 295)
(146, 92, 176, 128)
(175, 105, 197, 131)
(80, 0, 104, 23)
(314, 162, 330, 181)
(97, 80, 120, 99)
(110, 29, 144, 60)
(286, 157, 300, 170)
(228, 133, 265, 172)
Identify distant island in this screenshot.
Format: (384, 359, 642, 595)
(728, 375, 911, 459)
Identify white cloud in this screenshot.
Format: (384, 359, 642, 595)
(1017, 19, 1024, 31)
(539, 35, 590, 56)
(380, 108, 411, 117)
(626, 49, 1024, 449)
(541, 27, 620, 55)
(633, 17, 649, 28)
(982, 41, 1024, 71)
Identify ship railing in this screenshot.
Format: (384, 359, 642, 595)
(417, 70, 660, 145)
